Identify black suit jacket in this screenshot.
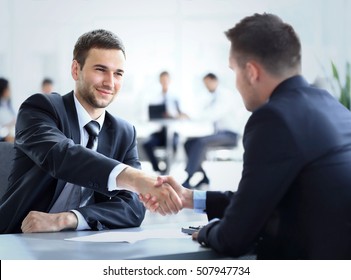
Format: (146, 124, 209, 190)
(198, 76, 351, 259)
(0, 91, 145, 233)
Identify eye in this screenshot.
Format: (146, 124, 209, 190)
(115, 72, 123, 77)
(96, 67, 105, 72)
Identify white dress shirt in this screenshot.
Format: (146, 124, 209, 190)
(191, 87, 250, 135)
(148, 90, 181, 118)
(50, 94, 128, 230)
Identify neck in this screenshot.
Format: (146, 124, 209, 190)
(88, 109, 104, 120)
(265, 69, 300, 97)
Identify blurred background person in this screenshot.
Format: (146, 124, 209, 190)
(0, 78, 16, 142)
(41, 78, 54, 94)
(182, 73, 247, 189)
(142, 71, 188, 174)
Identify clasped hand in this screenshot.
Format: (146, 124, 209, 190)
(139, 175, 193, 215)
(137, 177, 181, 216)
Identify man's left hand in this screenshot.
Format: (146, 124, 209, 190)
(192, 231, 199, 240)
(21, 211, 78, 233)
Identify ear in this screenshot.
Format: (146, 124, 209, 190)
(71, 60, 80, 81)
(245, 61, 260, 84)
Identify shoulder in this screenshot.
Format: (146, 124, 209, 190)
(18, 92, 70, 122)
(216, 87, 239, 102)
(22, 92, 64, 108)
(247, 104, 283, 129)
(105, 111, 135, 133)
(243, 98, 297, 146)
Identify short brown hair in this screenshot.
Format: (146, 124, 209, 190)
(73, 29, 126, 69)
(225, 13, 301, 76)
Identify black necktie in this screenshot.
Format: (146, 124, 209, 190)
(84, 120, 100, 149)
(80, 120, 101, 207)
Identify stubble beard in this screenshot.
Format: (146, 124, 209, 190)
(82, 84, 115, 109)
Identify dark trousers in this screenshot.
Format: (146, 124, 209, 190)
(142, 126, 179, 172)
(184, 130, 238, 177)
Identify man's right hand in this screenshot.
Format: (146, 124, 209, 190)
(139, 175, 194, 215)
(117, 168, 183, 215)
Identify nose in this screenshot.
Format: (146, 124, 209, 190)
(103, 72, 114, 89)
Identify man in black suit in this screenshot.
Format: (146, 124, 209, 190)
(143, 14, 351, 259)
(0, 29, 181, 234)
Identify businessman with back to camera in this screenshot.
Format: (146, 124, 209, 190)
(0, 29, 181, 234)
(143, 13, 351, 259)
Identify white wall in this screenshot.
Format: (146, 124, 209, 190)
(0, 0, 350, 121)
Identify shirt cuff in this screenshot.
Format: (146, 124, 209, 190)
(193, 190, 207, 213)
(108, 163, 128, 191)
(70, 210, 91, 231)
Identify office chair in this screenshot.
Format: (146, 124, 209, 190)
(0, 142, 14, 201)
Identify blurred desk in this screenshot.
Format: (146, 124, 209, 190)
(0, 221, 226, 260)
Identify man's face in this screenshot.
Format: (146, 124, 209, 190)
(42, 83, 53, 94)
(2, 87, 10, 99)
(72, 48, 125, 114)
(203, 77, 218, 93)
(160, 74, 170, 88)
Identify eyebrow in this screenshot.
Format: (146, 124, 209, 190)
(94, 64, 124, 73)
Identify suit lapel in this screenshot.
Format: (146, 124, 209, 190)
(98, 114, 116, 157)
(62, 91, 81, 144)
(51, 92, 81, 206)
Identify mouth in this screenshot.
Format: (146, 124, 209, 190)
(96, 88, 113, 96)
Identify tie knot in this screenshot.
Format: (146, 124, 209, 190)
(85, 121, 100, 138)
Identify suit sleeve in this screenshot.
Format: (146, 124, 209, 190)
(15, 93, 120, 197)
(205, 191, 234, 220)
(77, 124, 146, 230)
(4, 93, 145, 232)
(198, 107, 303, 257)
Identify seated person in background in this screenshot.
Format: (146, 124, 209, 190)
(143, 13, 351, 260)
(41, 78, 54, 94)
(0, 78, 16, 143)
(0, 29, 181, 234)
(183, 73, 247, 189)
(142, 71, 188, 174)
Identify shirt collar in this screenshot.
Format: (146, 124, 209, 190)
(73, 93, 105, 131)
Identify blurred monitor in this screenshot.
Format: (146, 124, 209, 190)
(148, 104, 167, 120)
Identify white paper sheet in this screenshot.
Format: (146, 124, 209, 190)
(65, 229, 190, 244)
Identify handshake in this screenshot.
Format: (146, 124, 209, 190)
(117, 167, 196, 215)
(138, 175, 194, 216)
